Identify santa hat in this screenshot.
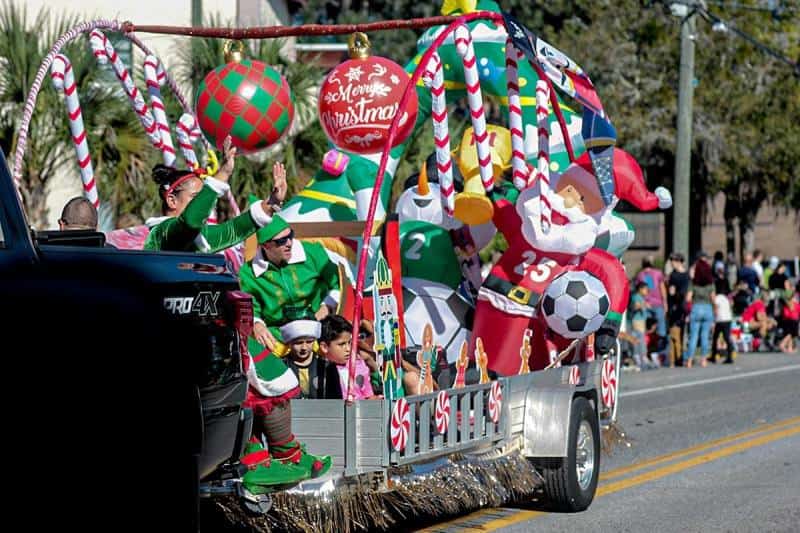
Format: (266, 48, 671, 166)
(571, 149, 672, 211)
(280, 319, 321, 343)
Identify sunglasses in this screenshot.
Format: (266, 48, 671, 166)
(269, 229, 294, 247)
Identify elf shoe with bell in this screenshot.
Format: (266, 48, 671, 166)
(270, 438, 332, 479)
(297, 445, 332, 479)
(240, 441, 309, 493)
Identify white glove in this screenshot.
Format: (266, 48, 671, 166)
(655, 186, 672, 210)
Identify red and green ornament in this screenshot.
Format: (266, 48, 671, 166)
(195, 41, 294, 154)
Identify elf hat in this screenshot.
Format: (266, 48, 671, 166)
(248, 195, 291, 244)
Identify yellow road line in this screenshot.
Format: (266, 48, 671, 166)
(601, 416, 800, 481)
(596, 424, 800, 496)
(418, 417, 800, 532)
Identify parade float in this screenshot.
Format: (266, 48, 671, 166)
(11, 1, 675, 530)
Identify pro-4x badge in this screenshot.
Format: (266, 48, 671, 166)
(164, 291, 220, 317)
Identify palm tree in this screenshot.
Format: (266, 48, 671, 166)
(0, 1, 156, 228)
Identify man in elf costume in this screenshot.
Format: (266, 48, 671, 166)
(237, 214, 339, 488)
(471, 147, 672, 374)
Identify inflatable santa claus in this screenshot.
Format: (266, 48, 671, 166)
(471, 147, 672, 375)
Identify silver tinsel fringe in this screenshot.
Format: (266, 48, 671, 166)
(207, 425, 631, 531)
(601, 420, 632, 455)
(207, 449, 543, 532)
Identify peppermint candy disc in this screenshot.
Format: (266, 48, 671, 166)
(601, 358, 617, 408)
(488, 381, 503, 424)
(390, 398, 410, 452)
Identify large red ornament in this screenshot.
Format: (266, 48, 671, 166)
(195, 51, 294, 155)
(318, 34, 417, 154)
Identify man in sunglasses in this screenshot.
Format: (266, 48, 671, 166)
(239, 212, 341, 356)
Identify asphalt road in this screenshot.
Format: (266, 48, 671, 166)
(417, 351, 800, 533)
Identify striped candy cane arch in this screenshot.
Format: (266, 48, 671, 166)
(11, 20, 228, 214)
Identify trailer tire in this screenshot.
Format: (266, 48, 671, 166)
(535, 396, 599, 512)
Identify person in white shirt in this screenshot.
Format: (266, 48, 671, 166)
(752, 249, 765, 289)
(711, 286, 735, 364)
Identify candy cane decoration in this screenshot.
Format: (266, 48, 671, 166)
(488, 381, 502, 424)
(505, 39, 528, 190)
(534, 80, 553, 233)
(568, 365, 581, 385)
(175, 113, 241, 218)
(50, 54, 99, 209)
(176, 113, 201, 169)
(601, 358, 617, 408)
(454, 25, 493, 192)
(144, 55, 176, 167)
(422, 52, 455, 215)
(390, 398, 410, 452)
(89, 30, 162, 149)
(434, 391, 450, 435)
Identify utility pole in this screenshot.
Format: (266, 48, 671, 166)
(671, 2, 696, 261)
(191, 0, 203, 26)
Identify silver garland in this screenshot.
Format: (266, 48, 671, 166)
(208, 425, 629, 531)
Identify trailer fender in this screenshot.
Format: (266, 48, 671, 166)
(522, 386, 574, 458)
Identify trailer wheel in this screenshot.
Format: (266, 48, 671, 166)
(535, 396, 599, 512)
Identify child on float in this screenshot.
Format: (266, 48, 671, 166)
(319, 315, 380, 399)
(281, 317, 341, 399)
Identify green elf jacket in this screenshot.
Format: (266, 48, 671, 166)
(143, 176, 274, 253)
(239, 240, 341, 341)
(239, 239, 341, 406)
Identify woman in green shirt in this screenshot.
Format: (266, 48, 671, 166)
(144, 136, 286, 253)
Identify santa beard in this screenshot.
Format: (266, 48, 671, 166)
(516, 184, 601, 255)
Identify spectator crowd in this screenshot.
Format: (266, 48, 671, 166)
(621, 250, 800, 371)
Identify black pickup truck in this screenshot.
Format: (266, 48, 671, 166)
(0, 153, 251, 530)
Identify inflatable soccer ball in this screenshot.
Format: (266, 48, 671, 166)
(402, 278, 472, 364)
(540, 271, 609, 339)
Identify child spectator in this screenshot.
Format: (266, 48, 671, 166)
(711, 285, 734, 364)
(319, 315, 378, 399)
(645, 316, 662, 366)
(629, 281, 651, 369)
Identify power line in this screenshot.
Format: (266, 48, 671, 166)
(697, 6, 800, 76)
(706, 0, 799, 15)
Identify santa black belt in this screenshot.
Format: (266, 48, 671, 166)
(483, 275, 540, 307)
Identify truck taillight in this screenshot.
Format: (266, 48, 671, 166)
(225, 291, 254, 373)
